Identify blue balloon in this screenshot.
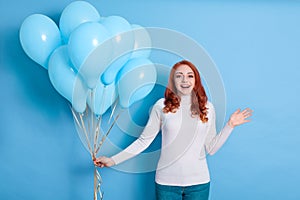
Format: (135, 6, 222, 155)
(59, 1, 101, 43)
(87, 81, 118, 115)
(48, 45, 88, 113)
(117, 58, 157, 108)
(100, 16, 132, 37)
(130, 24, 152, 59)
(68, 22, 113, 89)
(100, 16, 135, 85)
(19, 14, 62, 69)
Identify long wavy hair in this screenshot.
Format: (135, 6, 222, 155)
(163, 60, 208, 123)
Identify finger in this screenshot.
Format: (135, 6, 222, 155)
(241, 108, 252, 114)
(96, 161, 102, 165)
(244, 113, 252, 118)
(96, 158, 102, 163)
(98, 156, 106, 162)
(95, 159, 102, 164)
(234, 108, 241, 114)
(94, 159, 103, 164)
(242, 110, 252, 116)
(235, 119, 251, 126)
(243, 119, 251, 123)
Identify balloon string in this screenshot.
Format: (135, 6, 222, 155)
(70, 105, 93, 157)
(94, 87, 106, 155)
(84, 99, 92, 148)
(70, 94, 121, 199)
(90, 89, 95, 151)
(79, 113, 93, 156)
(94, 166, 103, 200)
(106, 113, 120, 139)
(70, 105, 82, 130)
(91, 88, 106, 200)
(94, 114, 102, 156)
(108, 98, 118, 124)
(94, 166, 98, 200)
(96, 168, 103, 200)
(96, 113, 120, 154)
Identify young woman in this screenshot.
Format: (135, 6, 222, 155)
(94, 60, 252, 200)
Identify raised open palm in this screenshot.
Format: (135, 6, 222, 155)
(228, 108, 253, 128)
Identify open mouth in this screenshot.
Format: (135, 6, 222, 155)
(180, 84, 191, 88)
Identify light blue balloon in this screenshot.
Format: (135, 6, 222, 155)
(130, 24, 152, 59)
(19, 14, 62, 69)
(68, 22, 113, 89)
(117, 58, 157, 108)
(100, 16, 132, 37)
(48, 45, 88, 113)
(101, 53, 131, 85)
(87, 81, 118, 115)
(100, 16, 135, 85)
(59, 1, 101, 43)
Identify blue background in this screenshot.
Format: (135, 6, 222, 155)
(1, 0, 300, 199)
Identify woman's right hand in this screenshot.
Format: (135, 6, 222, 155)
(93, 156, 115, 168)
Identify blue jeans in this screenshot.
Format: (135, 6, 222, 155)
(155, 182, 210, 200)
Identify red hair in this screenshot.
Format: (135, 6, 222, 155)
(163, 60, 208, 123)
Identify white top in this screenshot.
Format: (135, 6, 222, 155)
(112, 95, 233, 186)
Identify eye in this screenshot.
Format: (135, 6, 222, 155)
(188, 75, 194, 78)
(175, 74, 182, 78)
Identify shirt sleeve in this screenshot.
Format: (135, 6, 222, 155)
(205, 102, 234, 155)
(111, 101, 162, 165)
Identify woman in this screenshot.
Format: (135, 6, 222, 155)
(94, 60, 252, 200)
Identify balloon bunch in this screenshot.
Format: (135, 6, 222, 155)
(19, 1, 156, 200)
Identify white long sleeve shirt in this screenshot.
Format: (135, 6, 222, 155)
(112, 95, 233, 186)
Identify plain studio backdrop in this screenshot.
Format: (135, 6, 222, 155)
(0, 0, 299, 199)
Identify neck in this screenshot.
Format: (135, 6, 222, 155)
(180, 94, 191, 105)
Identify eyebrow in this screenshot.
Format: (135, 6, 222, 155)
(175, 72, 194, 74)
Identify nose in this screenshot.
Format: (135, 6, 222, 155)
(182, 75, 187, 82)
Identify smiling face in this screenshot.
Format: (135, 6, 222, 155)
(173, 64, 195, 96)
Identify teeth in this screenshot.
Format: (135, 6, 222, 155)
(181, 85, 190, 88)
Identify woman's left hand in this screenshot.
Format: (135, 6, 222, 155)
(228, 108, 253, 128)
